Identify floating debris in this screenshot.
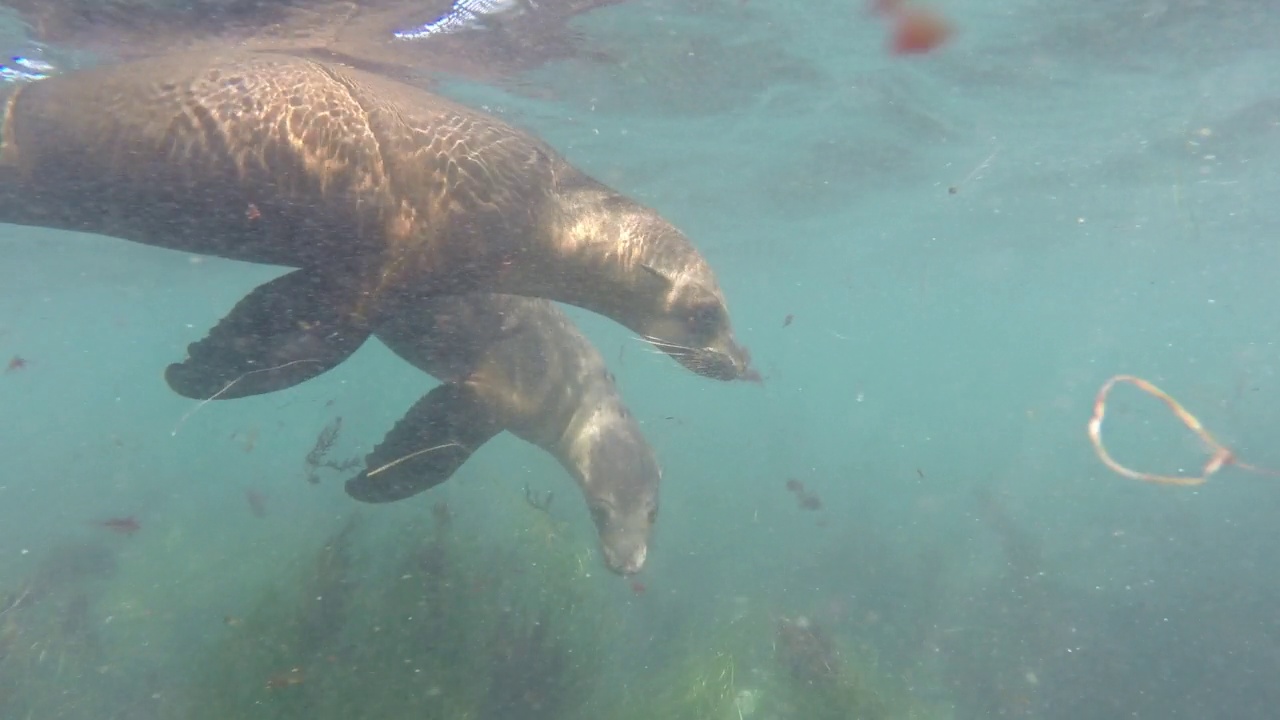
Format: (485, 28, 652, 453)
(303, 417, 361, 485)
(244, 489, 267, 518)
(784, 479, 824, 512)
(265, 667, 305, 690)
(97, 517, 140, 536)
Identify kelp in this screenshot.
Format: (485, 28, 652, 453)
(0, 539, 125, 718)
(184, 505, 616, 720)
(1, 504, 951, 720)
(613, 604, 951, 720)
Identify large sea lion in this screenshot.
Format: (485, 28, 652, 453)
(0, 49, 757, 387)
(167, 288, 660, 574)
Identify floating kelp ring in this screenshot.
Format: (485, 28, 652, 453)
(1087, 374, 1280, 486)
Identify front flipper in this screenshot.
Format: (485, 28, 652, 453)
(345, 383, 502, 503)
(164, 270, 371, 400)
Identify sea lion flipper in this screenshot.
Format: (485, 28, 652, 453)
(164, 269, 371, 400)
(345, 383, 501, 503)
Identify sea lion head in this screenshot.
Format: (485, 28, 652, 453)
(576, 405, 661, 576)
(549, 179, 756, 382)
(636, 246, 758, 383)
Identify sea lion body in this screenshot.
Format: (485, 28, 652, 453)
(0, 49, 755, 383)
(142, 272, 661, 574)
(358, 293, 660, 575)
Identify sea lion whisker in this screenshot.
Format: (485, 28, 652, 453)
(170, 359, 323, 437)
(658, 339, 721, 359)
(365, 442, 464, 478)
(638, 335, 698, 353)
(633, 338, 689, 354)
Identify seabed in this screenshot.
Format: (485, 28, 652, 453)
(0, 504, 952, 720)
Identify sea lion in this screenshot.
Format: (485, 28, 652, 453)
(166, 288, 661, 575)
(368, 293, 661, 576)
(0, 49, 756, 385)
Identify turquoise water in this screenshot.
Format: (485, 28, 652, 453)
(3, 0, 1280, 717)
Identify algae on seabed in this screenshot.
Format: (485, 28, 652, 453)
(184, 502, 618, 720)
(0, 540, 171, 719)
(614, 603, 952, 720)
(182, 498, 950, 720)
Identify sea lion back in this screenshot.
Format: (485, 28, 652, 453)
(0, 50, 562, 272)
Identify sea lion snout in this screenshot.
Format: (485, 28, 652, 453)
(580, 417, 661, 576)
(591, 503, 653, 576)
(674, 344, 752, 382)
(603, 541, 648, 577)
(639, 304, 757, 382)
(587, 487, 658, 574)
(699, 337, 759, 382)
(643, 252, 756, 382)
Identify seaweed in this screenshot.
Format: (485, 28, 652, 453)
(0, 583, 115, 717)
(183, 501, 615, 719)
(612, 603, 951, 720)
(303, 417, 361, 485)
(613, 646, 741, 720)
(0, 501, 953, 720)
(775, 615, 899, 720)
(171, 488, 949, 720)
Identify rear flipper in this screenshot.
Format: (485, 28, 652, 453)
(346, 382, 502, 503)
(164, 269, 371, 400)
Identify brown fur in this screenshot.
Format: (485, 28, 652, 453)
(0, 50, 754, 379)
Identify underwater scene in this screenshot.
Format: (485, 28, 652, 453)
(2, 1, 1280, 718)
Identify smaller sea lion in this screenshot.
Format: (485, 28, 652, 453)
(167, 290, 660, 575)
(365, 293, 661, 575)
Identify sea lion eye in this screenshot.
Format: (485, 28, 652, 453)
(590, 504, 609, 527)
(646, 506, 658, 524)
(687, 303, 721, 334)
